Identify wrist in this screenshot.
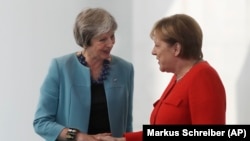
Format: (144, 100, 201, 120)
(117, 137, 126, 141)
(66, 128, 79, 141)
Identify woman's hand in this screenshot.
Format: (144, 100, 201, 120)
(97, 136, 126, 141)
(58, 128, 112, 141)
(75, 132, 109, 141)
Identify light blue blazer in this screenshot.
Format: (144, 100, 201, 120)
(33, 53, 134, 141)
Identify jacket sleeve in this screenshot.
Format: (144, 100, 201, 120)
(33, 59, 64, 141)
(124, 131, 142, 141)
(189, 68, 226, 124)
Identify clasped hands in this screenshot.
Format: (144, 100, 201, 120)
(76, 132, 125, 141)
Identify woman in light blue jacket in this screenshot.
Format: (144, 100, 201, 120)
(33, 7, 134, 141)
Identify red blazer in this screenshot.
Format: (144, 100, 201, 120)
(124, 61, 226, 141)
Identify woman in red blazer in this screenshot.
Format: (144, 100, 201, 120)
(99, 13, 226, 141)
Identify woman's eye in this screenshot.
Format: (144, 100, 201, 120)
(100, 38, 107, 42)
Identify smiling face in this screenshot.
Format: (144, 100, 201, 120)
(86, 31, 115, 61)
(151, 37, 179, 73)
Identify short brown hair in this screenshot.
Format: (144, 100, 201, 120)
(150, 14, 203, 60)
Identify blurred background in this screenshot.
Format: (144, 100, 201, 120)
(1, 0, 250, 140)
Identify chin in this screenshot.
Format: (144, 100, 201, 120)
(160, 66, 169, 72)
(103, 54, 111, 59)
(159, 67, 165, 72)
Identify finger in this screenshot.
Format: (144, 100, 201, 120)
(98, 133, 112, 136)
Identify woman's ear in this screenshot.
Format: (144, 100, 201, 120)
(173, 42, 181, 56)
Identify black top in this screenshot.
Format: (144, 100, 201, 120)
(88, 83, 111, 134)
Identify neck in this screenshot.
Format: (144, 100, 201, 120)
(81, 50, 103, 69)
(77, 51, 110, 84)
(175, 59, 201, 81)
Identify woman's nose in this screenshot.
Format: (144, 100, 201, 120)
(151, 47, 156, 55)
(106, 38, 115, 47)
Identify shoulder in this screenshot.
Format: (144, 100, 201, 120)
(51, 52, 78, 65)
(192, 61, 219, 76)
(189, 60, 224, 84)
(53, 52, 76, 62)
(110, 55, 134, 76)
(49, 52, 79, 70)
(111, 55, 133, 67)
(111, 55, 133, 65)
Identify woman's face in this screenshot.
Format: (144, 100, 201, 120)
(151, 37, 176, 72)
(87, 31, 115, 60)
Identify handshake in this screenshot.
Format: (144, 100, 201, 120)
(73, 132, 125, 141)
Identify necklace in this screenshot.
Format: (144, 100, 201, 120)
(77, 53, 110, 84)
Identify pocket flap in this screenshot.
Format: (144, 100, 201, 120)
(163, 98, 182, 106)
